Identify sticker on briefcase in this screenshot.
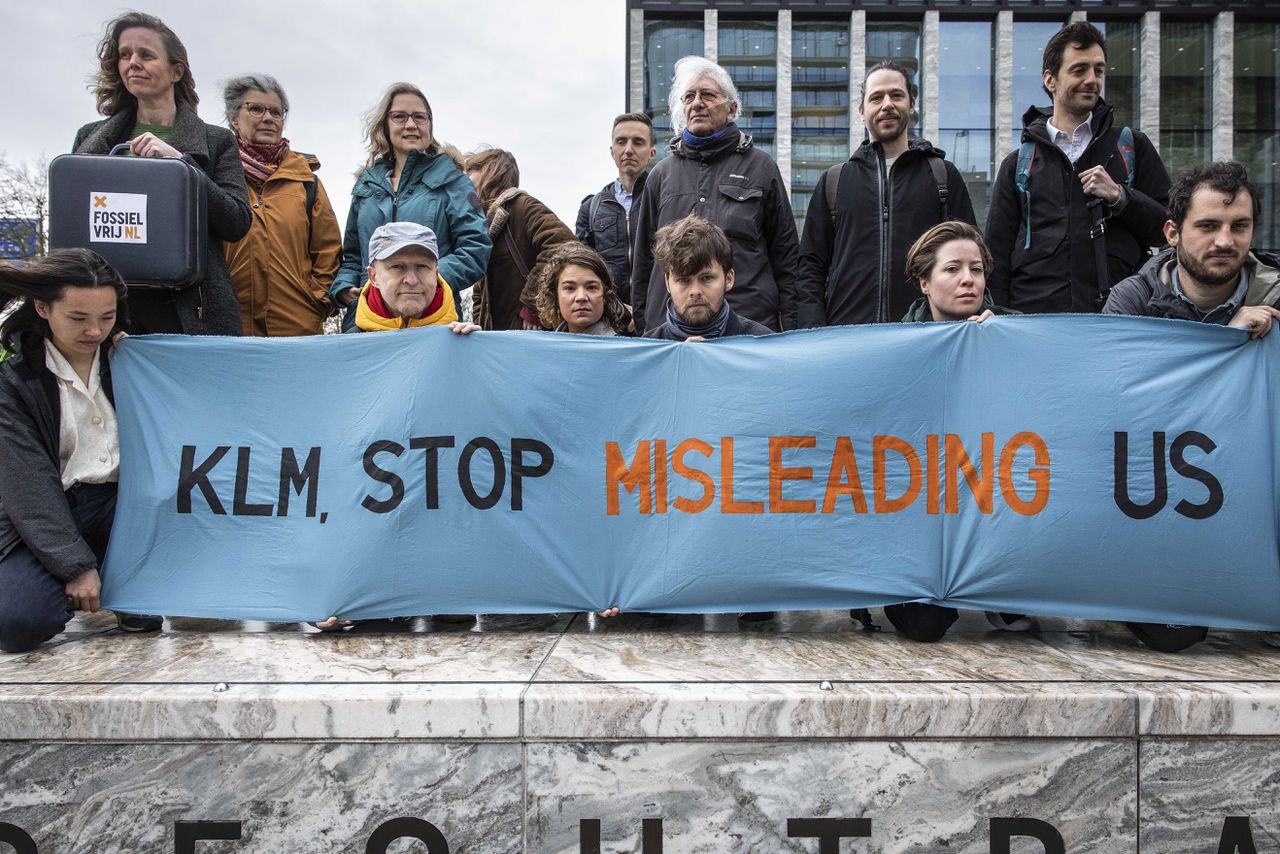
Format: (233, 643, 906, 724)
(89, 192, 148, 243)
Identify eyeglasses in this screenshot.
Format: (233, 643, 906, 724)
(387, 111, 432, 126)
(680, 88, 725, 106)
(242, 102, 285, 119)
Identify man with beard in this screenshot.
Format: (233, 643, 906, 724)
(1104, 161, 1280, 330)
(986, 22, 1171, 314)
(1103, 161, 1280, 652)
(796, 61, 976, 326)
(643, 215, 771, 342)
(630, 56, 799, 334)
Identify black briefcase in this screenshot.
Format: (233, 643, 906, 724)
(48, 144, 207, 289)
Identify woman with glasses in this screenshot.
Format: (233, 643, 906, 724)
(222, 74, 341, 337)
(73, 11, 250, 335)
(331, 83, 491, 331)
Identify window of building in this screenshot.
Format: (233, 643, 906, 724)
(866, 20, 923, 111)
(1235, 21, 1280, 251)
(791, 21, 851, 231)
(719, 19, 778, 156)
(1011, 20, 1064, 150)
(1091, 19, 1140, 129)
(1160, 19, 1212, 181)
(644, 18, 704, 158)
(939, 20, 995, 225)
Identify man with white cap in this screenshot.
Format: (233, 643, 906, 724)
(347, 221, 479, 334)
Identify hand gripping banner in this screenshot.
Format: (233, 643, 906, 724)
(102, 317, 1280, 629)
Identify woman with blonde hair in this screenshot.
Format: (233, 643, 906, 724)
(331, 83, 490, 331)
(464, 147, 576, 330)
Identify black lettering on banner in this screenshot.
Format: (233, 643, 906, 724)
(0, 822, 36, 854)
(1217, 816, 1259, 854)
(579, 818, 601, 854)
(458, 437, 505, 510)
(174, 821, 242, 852)
(409, 436, 456, 510)
(362, 440, 406, 513)
(277, 448, 321, 517)
(510, 438, 554, 511)
(177, 445, 230, 515)
(1170, 431, 1223, 520)
(365, 817, 449, 853)
(1114, 432, 1167, 519)
(232, 448, 274, 516)
(787, 817, 872, 853)
(989, 817, 1064, 854)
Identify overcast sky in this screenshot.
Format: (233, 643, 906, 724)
(5, 0, 628, 229)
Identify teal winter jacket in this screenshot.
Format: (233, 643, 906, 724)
(332, 149, 491, 314)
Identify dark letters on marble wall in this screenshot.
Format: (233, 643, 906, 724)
(2, 814, 1263, 853)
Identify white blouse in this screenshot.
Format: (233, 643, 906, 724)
(44, 344, 120, 489)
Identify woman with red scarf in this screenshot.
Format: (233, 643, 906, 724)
(222, 74, 342, 336)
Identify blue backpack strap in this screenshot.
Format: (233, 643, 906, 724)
(1014, 141, 1036, 249)
(1116, 126, 1136, 188)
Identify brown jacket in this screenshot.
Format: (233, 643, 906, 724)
(225, 150, 342, 336)
(475, 191, 576, 330)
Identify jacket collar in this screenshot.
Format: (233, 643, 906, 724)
(79, 103, 211, 162)
(363, 149, 460, 193)
(851, 134, 943, 165)
(670, 123, 751, 163)
(1021, 99, 1115, 148)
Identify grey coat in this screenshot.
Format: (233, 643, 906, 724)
(74, 105, 252, 335)
(0, 333, 110, 582)
(629, 125, 800, 333)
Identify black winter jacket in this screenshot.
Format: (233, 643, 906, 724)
(74, 105, 252, 335)
(1102, 248, 1280, 321)
(576, 172, 647, 292)
(630, 125, 800, 333)
(0, 333, 115, 582)
(985, 100, 1170, 315)
(797, 137, 976, 326)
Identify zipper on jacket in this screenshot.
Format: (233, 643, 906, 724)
(876, 149, 890, 323)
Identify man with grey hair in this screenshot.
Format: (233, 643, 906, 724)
(629, 56, 799, 334)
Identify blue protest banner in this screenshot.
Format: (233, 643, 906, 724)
(102, 317, 1280, 629)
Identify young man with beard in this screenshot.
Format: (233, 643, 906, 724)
(643, 215, 770, 342)
(1104, 161, 1280, 329)
(986, 22, 1171, 314)
(1103, 161, 1280, 652)
(796, 61, 976, 326)
(576, 112, 656, 294)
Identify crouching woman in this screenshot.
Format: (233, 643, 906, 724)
(887, 221, 1024, 642)
(0, 249, 160, 653)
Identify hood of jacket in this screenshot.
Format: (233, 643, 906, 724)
(1135, 246, 1280, 310)
(850, 134, 947, 166)
(669, 123, 752, 163)
(1020, 98, 1116, 148)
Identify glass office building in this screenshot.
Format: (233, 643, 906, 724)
(627, 1, 1280, 246)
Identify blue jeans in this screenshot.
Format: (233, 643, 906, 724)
(0, 483, 116, 653)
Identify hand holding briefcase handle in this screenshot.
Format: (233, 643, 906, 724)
(49, 141, 209, 290)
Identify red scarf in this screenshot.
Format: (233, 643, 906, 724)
(237, 136, 290, 189)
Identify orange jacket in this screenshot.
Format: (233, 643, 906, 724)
(225, 150, 342, 336)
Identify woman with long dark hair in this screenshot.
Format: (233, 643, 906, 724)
(73, 11, 250, 335)
(0, 249, 162, 654)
